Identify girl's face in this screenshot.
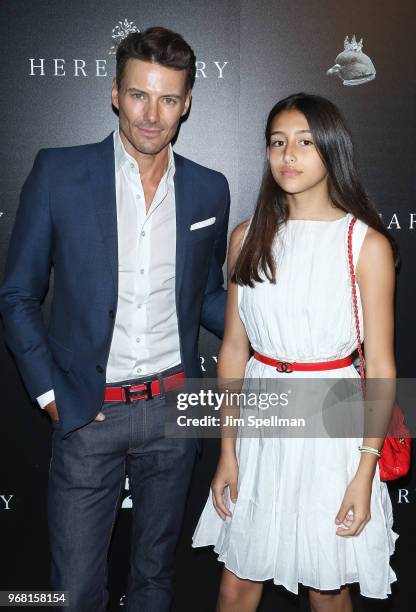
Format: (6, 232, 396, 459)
(267, 109, 328, 195)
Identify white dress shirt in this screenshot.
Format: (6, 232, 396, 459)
(37, 129, 181, 408)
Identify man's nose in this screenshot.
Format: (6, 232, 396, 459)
(144, 99, 160, 123)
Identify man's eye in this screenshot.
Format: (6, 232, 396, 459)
(164, 97, 176, 104)
(132, 93, 144, 99)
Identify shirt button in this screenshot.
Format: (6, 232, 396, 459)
(130, 163, 135, 169)
(96, 365, 104, 374)
(137, 304, 142, 309)
(141, 230, 145, 237)
(136, 194, 141, 199)
(140, 269, 144, 274)
(136, 338, 141, 343)
(137, 367, 142, 374)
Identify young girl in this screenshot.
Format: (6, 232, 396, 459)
(192, 93, 398, 611)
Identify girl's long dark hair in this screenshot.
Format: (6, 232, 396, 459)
(232, 93, 398, 287)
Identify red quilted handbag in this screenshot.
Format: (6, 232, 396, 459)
(348, 217, 411, 481)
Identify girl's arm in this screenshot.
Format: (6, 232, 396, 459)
(211, 221, 250, 518)
(217, 221, 251, 377)
(355, 228, 396, 479)
(336, 227, 396, 536)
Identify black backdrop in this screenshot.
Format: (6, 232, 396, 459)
(0, 1, 415, 610)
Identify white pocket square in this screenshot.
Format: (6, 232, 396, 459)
(190, 217, 216, 231)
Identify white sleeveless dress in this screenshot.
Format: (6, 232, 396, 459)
(192, 213, 398, 599)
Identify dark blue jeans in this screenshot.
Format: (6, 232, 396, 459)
(48, 364, 197, 612)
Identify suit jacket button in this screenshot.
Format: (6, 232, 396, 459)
(96, 365, 104, 374)
(109, 309, 115, 319)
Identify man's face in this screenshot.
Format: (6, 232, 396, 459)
(112, 58, 191, 157)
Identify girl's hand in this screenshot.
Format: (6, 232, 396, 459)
(335, 475, 372, 537)
(211, 454, 239, 520)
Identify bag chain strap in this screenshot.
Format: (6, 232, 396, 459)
(347, 217, 366, 398)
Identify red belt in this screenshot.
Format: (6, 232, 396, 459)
(253, 351, 353, 373)
(104, 371, 185, 403)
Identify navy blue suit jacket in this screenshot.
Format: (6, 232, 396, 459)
(0, 133, 230, 436)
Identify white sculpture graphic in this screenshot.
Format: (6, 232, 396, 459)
(109, 19, 140, 55)
(327, 35, 376, 86)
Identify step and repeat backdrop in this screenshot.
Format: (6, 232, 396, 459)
(1, 1, 414, 610)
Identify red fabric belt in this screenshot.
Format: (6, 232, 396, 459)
(104, 371, 185, 403)
(253, 351, 353, 373)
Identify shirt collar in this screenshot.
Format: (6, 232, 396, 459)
(113, 128, 175, 181)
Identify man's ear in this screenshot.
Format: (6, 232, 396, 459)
(182, 91, 192, 116)
(111, 79, 119, 110)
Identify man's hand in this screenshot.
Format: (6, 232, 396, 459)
(45, 401, 106, 423)
(45, 400, 59, 423)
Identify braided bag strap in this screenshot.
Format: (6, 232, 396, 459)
(347, 217, 366, 397)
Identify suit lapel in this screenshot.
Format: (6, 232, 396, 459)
(174, 154, 193, 305)
(87, 133, 118, 292)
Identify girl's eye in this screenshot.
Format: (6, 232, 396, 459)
(270, 139, 314, 147)
(271, 140, 285, 147)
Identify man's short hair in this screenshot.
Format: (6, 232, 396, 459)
(116, 26, 196, 90)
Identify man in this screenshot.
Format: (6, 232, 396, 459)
(0, 27, 229, 611)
